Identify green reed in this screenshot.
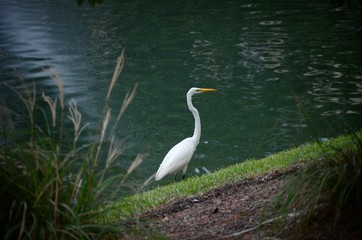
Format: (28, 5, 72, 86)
(0, 49, 144, 240)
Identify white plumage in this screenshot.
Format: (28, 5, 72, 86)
(155, 87, 216, 181)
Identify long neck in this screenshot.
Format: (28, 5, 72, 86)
(187, 93, 201, 144)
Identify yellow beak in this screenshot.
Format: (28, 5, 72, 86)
(198, 88, 217, 92)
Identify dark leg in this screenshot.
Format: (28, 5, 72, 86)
(182, 173, 186, 180)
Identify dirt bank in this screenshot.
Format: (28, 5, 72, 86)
(142, 166, 362, 239)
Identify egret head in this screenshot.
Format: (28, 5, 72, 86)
(188, 87, 217, 96)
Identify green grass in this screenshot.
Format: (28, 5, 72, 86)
(105, 131, 362, 222)
(0, 50, 143, 239)
(270, 131, 362, 236)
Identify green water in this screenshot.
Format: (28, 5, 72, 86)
(1, 0, 362, 186)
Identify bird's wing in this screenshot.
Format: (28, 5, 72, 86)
(155, 138, 196, 180)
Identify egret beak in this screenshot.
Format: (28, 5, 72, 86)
(197, 88, 217, 92)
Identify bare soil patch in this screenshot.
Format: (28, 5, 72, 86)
(142, 166, 362, 239)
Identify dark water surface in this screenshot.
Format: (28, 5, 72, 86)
(1, 0, 362, 186)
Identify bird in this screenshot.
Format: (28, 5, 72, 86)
(155, 87, 216, 181)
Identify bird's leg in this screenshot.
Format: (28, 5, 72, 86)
(174, 173, 184, 182)
(182, 165, 188, 180)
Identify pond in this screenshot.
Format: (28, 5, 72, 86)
(1, 0, 362, 187)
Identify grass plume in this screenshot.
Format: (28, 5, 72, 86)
(106, 48, 125, 102)
(67, 99, 89, 150)
(46, 65, 64, 111)
(42, 92, 57, 127)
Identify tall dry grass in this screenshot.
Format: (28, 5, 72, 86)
(0, 50, 145, 239)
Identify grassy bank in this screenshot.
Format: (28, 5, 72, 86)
(106, 131, 362, 223)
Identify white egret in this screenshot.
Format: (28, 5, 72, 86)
(155, 87, 216, 181)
